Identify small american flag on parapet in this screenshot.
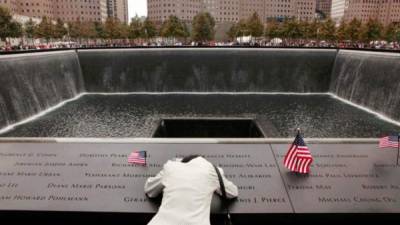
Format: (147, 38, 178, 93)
(283, 132, 313, 174)
(379, 135, 399, 148)
(128, 151, 147, 166)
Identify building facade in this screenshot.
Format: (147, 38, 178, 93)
(147, 0, 316, 24)
(0, 0, 110, 22)
(316, 0, 332, 18)
(0, 0, 19, 14)
(107, 0, 129, 23)
(331, 0, 346, 24)
(331, 0, 400, 25)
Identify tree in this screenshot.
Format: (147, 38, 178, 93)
(53, 18, 67, 39)
(281, 18, 301, 41)
(361, 18, 383, 43)
(297, 20, 308, 40)
(141, 18, 157, 40)
(265, 20, 282, 39)
(227, 23, 238, 40)
(105, 17, 122, 40)
(0, 6, 13, 41)
(160, 15, 189, 38)
(192, 12, 215, 42)
(335, 20, 347, 42)
(129, 16, 143, 39)
(24, 19, 36, 39)
(236, 19, 249, 37)
(80, 22, 97, 40)
(247, 12, 264, 38)
(319, 19, 336, 42)
(119, 22, 130, 40)
(94, 21, 107, 39)
(68, 20, 82, 40)
(0, 6, 23, 42)
(306, 19, 320, 40)
(385, 22, 400, 43)
(346, 18, 362, 43)
(35, 16, 54, 43)
(68, 20, 96, 44)
(8, 19, 22, 38)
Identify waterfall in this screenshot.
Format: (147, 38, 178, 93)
(330, 50, 400, 121)
(78, 48, 337, 93)
(0, 51, 85, 130)
(1, 48, 400, 133)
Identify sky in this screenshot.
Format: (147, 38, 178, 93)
(128, 0, 148, 19)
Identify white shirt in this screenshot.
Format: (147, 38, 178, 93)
(144, 157, 238, 225)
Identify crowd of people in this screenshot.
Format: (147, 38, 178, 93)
(1, 39, 399, 52)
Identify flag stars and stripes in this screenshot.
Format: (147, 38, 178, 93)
(128, 151, 147, 166)
(283, 133, 313, 174)
(379, 136, 399, 148)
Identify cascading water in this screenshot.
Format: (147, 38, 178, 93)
(0, 51, 85, 129)
(1, 48, 400, 137)
(78, 49, 337, 92)
(330, 50, 400, 121)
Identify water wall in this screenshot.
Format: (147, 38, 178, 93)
(0, 51, 85, 129)
(1, 48, 400, 132)
(330, 50, 400, 121)
(78, 49, 337, 92)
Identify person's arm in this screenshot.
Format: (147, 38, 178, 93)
(215, 167, 238, 199)
(144, 169, 165, 198)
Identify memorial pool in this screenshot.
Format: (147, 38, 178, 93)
(1, 93, 399, 138)
(1, 48, 400, 224)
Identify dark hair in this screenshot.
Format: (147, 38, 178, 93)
(181, 155, 201, 163)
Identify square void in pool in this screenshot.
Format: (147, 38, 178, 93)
(152, 119, 265, 138)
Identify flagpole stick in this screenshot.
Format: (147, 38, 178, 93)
(397, 134, 399, 167)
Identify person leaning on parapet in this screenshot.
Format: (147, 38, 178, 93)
(144, 155, 238, 225)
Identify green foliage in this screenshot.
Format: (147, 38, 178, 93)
(0, 6, 23, 40)
(236, 19, 249, 37)
(1, 4, 396, 47)
(67, 20, 96, 41)
(319, 19, 336, 41)
(24, 19, 36, 39)
(142, 18, 157, 39)
(307, 20, 320, 40)
(129, 16, 143, 39)
(53, 18, 67, 39)
(227, 23, 238, 40)
(119, 22, 130, 39)
(94, 21, 107, 39)
(0, 6, 13, 40)
(247, 12, 264, 37)
(265, 20, 282, 39)
(335, 20, 347, 42)
(80, 21, 97, 39)
(192, 12, 215, 42)
(8, 19, 22, 38)
(160, 15, 189, 38)
(67, 20, 81, 39)
(105, 17, 123, 39)
(35, 16, 54, 42)
(281, 18, 301, 40)
(385, 22, 400, 42)
(346, 18, 362, 42)
(361, 18, 383, 42)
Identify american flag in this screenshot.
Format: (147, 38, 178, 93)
(379, 136, 399, 148)
(283, 133, 313, 174)
(128, 151, 147, 166)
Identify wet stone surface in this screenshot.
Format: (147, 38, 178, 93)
(1, 94, 399, 138)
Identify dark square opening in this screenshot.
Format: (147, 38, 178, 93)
(152, 119, 265, 138)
